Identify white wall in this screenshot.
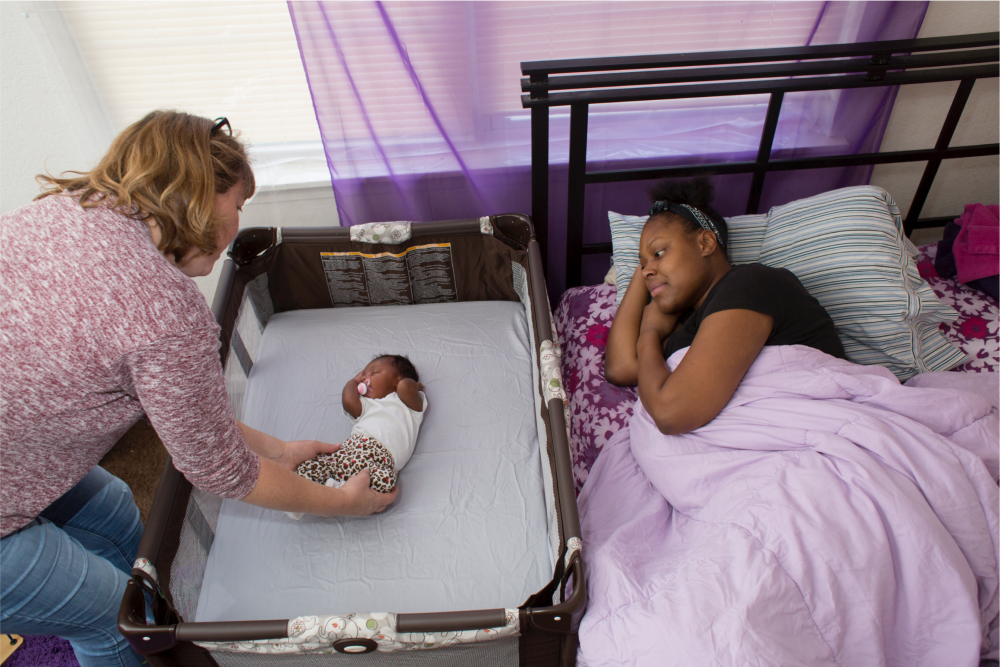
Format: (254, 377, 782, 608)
(1, 2, 339, 302)
(0, 3, 104, 215)
(870, 1, 1000, 243)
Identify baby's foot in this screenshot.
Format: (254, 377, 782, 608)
(286, 478, 345, 520)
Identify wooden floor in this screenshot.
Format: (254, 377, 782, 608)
(0, 634, 24, 665)
(99, 420, 168, 523)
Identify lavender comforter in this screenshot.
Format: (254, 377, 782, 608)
(578, 345, 999, 666)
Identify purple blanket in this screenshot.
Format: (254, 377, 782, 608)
(578, 345, 999, 666)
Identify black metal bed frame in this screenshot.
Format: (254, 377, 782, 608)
(521, 32, 1000, 290)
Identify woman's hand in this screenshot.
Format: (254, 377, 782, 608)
(338, 469, 399, 516)
(240, 458, 398, 517)
(237, 422, 341, 471)
(640, 300, 680, 342)
(276, 439, 341, 471)
(629, 265, 647, 298)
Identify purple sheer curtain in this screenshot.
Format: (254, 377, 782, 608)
(289, 1, 927, 296)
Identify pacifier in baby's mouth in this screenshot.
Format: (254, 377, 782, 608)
(358, 378, 371, 395)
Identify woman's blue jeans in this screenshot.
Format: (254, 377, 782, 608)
(1, 466, 147, 667)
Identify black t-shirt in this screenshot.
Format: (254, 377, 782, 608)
(663, 263, 847, 360)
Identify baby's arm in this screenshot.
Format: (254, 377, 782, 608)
(395, 378, 425, 412)
(342, 372, 364, 418)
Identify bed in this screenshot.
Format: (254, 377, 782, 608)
(118, 216, 585, 666)
(521, 32, 999, 667)
(551, 195, 1000, 667)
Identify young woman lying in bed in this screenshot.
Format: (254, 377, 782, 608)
(582, 178, 998, 666)
(604, 178, 845, 433)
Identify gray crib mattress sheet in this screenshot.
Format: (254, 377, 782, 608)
(195, 301, 553, 622)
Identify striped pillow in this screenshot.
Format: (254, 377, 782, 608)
(609, 210, 768, 306)
(758, 186, 965, 380)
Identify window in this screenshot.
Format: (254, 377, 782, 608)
(57, 1, 875, 186)
(58, 1, 327, 188)
(293, 1, 837, 144)
(290, 1, 872, 180)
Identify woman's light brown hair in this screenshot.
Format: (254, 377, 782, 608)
(36, 110, 255, 263)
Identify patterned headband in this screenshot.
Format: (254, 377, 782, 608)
(648, 201, 727, 249)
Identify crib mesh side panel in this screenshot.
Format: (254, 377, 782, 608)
(209, 637, 518, 667)
(168, 274, 270, 623)
(169, 487, 222, 622)
(224, 273, 273, 421)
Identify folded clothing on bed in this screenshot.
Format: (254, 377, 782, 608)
(578, 344, 998, 667)
(937, 203, 1000, 299)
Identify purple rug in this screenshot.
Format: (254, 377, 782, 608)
(4, 635, 80, 667)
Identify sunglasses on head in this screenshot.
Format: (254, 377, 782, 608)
(211, 117, 231, 136)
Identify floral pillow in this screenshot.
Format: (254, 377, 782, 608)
(553, 284, 637, 491)
(917, 244, 999, 372)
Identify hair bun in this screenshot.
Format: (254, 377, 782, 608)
(647, 176, 715, 209)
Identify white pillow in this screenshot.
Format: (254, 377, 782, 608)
(604, 262, 617, 286)
(758, 185, 964, 380)
(608, 210, 768, 305)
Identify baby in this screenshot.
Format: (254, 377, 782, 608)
(295, 354, 426, 494)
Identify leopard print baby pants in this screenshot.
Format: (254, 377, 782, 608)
(295, 433, 397, 492)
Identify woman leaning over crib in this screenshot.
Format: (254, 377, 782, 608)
(0, 110, 396, 667)
(604, 177, 847, 434)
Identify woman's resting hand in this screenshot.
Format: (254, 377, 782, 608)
(640, 300, 680, 340)
(638, 308, 772, 435)
(604, 265, 650, 386)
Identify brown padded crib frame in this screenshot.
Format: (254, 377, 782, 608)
(117, 214, 586, 666)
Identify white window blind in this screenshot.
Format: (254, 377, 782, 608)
(57, 1, 320, 146)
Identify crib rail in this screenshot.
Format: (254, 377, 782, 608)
(120, 214, 586, 664)
(119, 558, 585, 654)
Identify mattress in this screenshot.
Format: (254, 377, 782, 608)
(195, 301, 554, 623)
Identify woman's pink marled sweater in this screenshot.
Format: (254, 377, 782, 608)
(1, 194, 259, 537)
